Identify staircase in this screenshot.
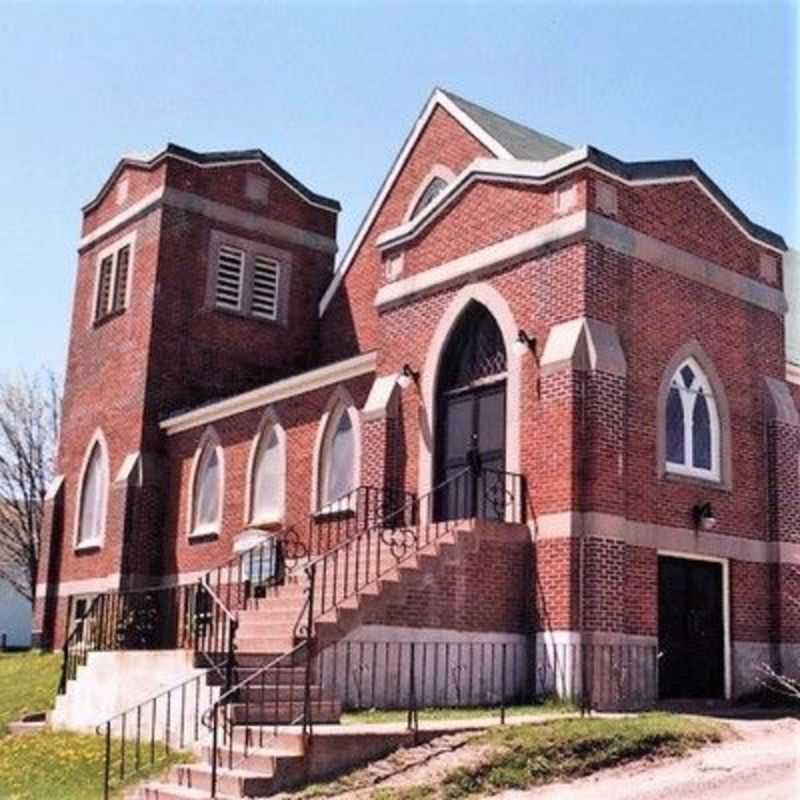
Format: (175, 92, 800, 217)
(119, 469, 527, 799)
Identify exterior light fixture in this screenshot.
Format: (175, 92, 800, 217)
(398, 364, 419, 390)
(692, 502, 717, 531)
(513, 330, 536, 357)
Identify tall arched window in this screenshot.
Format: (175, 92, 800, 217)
(191, 432, 223, 536)
(318, 404, 357, 510)
(250, 422, 285, 524)
(76, 438, 108, 548)
(665, 358, 720, 480)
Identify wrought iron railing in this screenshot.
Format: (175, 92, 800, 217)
(305, 466, 527, 625)
(202, 484, 416, 614)
(58, 583, 201, 695)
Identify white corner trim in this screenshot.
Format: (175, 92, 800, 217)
(161, 352, 378, 435)
(375, 211, 587, 310)
(362, 373, 400, 422)
(318, 89, 513, 318)
(45, 474, 65, 502)
(787, 362, 800, 386)
(540, 317, 627, 377)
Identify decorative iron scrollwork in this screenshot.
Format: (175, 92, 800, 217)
(482, 475, 513, 519)
(380, 526, 418, 559)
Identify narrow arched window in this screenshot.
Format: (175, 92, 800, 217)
(192, 436, 222, 536)
(319, 406, 357, 509)
(251, 426, 285, 523)
(665, 359, 720, 480)
(77, 441, 108, 547)
(411, 177, 447, 219)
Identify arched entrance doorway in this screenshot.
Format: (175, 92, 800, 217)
(434, 301, 507, 521)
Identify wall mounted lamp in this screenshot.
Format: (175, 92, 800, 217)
(692, 502, 717, 532)
(398, 363, 420, 390)
(513, 329, 537, 358)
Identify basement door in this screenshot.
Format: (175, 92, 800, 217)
(658, 556, 725, 699)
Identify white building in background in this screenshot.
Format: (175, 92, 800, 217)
(0, 568, 32, 649)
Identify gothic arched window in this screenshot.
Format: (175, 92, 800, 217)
(250, 423, 285, 524)
(665, 359, 720, 480)
(191, 432, 223, 536)
(318, 405, 357, 510)
(76, 438, 108, 547)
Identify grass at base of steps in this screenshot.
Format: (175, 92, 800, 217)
(0, 651, 61, 732)
(297, 713, 726, 800)
(0, 652, 188, 799)
(435, 713, 725, 798)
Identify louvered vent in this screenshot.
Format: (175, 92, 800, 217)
(95, 256, 114, 319)
(215, 246, 244, 310)
(251, 256, 280, 320)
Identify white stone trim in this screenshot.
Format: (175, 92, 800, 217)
(539, 317, 627, 377)
(375, 152, 784, 256)
(73, 429, 111, 551)
(535, 630, 658, 647)
(36, 570, 213, 598)
(83, 149, 339, 216)
(244, 407, 287, 527)
(374, 211, 787, 317)
(161, 352, 377, 434)
(658, 549, 732, 699)
(79, 189, 163, 251)
(362, 374, 400, 422)
(78, 186, 337, 254)
(376, 212, 587, 311)
(311, 387, 362, 513)
(532, 510, 800, 565)
(187, 427, 224, 539)
(318, 89, 512, 317)
(418, 283, 522, 520)
(787, 362, 800, 386)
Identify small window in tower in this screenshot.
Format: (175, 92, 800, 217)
(93, 235, 135, 324)
(215, 245, 245, 311)
(251, 257, 280, 320)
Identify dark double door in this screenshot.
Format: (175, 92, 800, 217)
(435, 381, 506, 521)
(658, 556, 725, 699)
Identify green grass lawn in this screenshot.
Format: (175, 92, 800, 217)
(436, 713, 725, 798)
(0, 651, 187, 800)
(0, 651, 61, 732)
(341, 698, 575, 725)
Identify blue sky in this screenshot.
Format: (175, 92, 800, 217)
(0, 0, 796, 378)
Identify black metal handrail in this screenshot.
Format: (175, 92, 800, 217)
(58, 583, 201, 695)
(304, 465, 527, 625)
(202, 484, 416, 615)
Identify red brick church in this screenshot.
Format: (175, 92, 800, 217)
(35, 88, 798, 750)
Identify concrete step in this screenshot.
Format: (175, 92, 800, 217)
(236, 683, 326, 703)
(140, 781, 236, 799)
(228, 698, 340, 725)
(236, 636, 297, 654)
(171, 762, 274, 797)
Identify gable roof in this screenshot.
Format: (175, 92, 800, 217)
(319, 88, 786, 316)
(83, 143, 341, 214)
(440, 89, 572, 161)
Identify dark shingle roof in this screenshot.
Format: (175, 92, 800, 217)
(440, 89, 572, 161)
